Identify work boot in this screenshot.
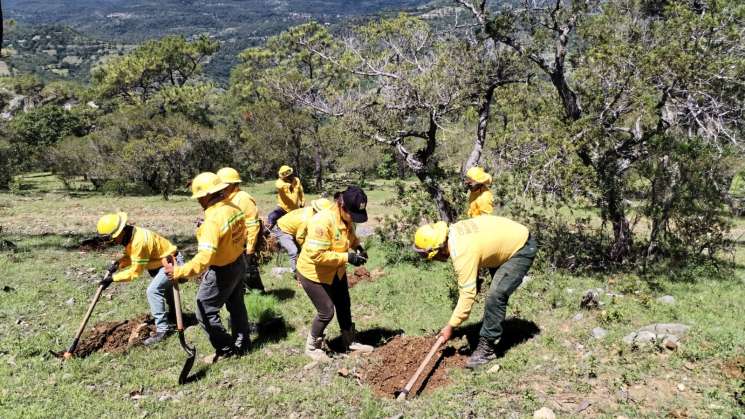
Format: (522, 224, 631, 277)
(143, 330, 172, 346)
(466, 336, 497, 369)
(341, 324, 373, 354)
(305, 332, 331, 362)
(234, 335, 252, 356)
(203, 348, 237, 365)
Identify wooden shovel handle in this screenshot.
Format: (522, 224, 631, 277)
(172, 282, 184, 332)
(397, 335, 446, 400)
(65, 283, 105, 354)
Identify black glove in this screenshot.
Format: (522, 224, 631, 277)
(107, 260, 119, 274)
(355, 245, 368, 260)
(347, 250, 367, 267)
(99, 272, 113, 290)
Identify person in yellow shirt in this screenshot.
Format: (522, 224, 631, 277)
(413, 215, 538, 369)
(465, 166, 494, 217)
(217, 167, 265, 293)
(267, 165, 305, 229)
(163, 172, 249, 362)
(95, 212, 182, 346)
(273, 198, 333, 278)
(296, 186, 372, 361)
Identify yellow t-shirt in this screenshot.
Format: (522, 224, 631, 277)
(174, 199, 246, 279)
(447, 216, 529, 327)
(277, 207, 315, 245)
(467, 187, 494, 218)
(275, 176, 305, 212)
(113, 227, 177, 282)
(227, 189, 261, 254)
(296, 207, 360, 284)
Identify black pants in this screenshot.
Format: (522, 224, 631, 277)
(480, 236, 538, 342)
(299, 273, 352, 337)
(243, 253, 265, 292)
(195, 256, 249, 354)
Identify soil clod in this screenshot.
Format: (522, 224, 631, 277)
(348, 267, 384, 288)
(72, 314, 157, 357)
(361, 335, 467, 398)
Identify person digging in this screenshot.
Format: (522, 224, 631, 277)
(163, 172, 251, 364)
(296, 186, 373, 362)
(95, 212, 183, 346)
(266, 165, 305, 229)
(465, 166, 494, 218)
(217, 167, 266, 293)
(272, 198, 333, 285)
(413, 215, 538, 369)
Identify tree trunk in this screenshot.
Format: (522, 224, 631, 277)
(645, 157, 678, 261)
(597, 161, 632, 262)
(416, 170, 457, 223)
(550, 70, 581, 121)
(462, 83, 497, 175)
(311, 122, 323, 190)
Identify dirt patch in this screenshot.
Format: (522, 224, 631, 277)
(74, 314, 156, 357)
(361, 335, 467, 398)
(723, 356, 745, 380)
(348, 267, 385, 288)
(77, 236, 109, 252)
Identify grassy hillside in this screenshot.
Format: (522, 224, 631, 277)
(0, 174, 743, 417)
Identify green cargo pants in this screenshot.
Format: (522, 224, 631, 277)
(480, 235, 538, 342)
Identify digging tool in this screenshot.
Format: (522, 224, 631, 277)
(58, 261, 118, 359)
(395, 335, 446, 400)
(172, 280, 196, 384)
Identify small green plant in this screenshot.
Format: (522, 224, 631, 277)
(245, 291, 281, 324)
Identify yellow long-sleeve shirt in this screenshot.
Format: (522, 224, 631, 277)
(467, 187, 494, 218)
(447, 216, 529, 327)
(277, 207, 315, 245)
(227, 189, 261, 254)
(296, 206, 359, 284)
(173, 199, 246, 279)
(275, 176, 305, 212)
(113, 227, 177, 282)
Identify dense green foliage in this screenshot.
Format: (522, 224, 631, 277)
(1, 0, 743, 266)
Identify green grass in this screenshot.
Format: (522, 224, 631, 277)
(0, 174, 743, 417)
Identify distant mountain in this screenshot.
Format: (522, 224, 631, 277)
(4, 0, 436, 82)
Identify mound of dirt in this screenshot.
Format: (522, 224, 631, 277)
(77, 236, 109, 252)
(361, 335, 467, 398)
(74, 314, 157, 357)
(348, 267, 385, 288)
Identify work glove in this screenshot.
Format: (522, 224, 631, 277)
(347, 250, 367, 267)
(355, 245, 368, 260)
(99, 271, 114, 290)
(107, 260, 119, 274)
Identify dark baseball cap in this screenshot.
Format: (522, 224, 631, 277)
(341, 186, 368, 223)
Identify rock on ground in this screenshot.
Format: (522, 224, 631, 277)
(622, 323, 690, 347)
(656, 295, 676, 304)
(533, 407, 556, 419)
(271, 267, 293, 278)
(592, 327, 608, 339)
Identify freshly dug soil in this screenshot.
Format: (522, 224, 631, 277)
(77, 236, 109, 252)
(348, 267, 384, 288)
(362, 335, 467, 398)
(74, 314, 157, 357)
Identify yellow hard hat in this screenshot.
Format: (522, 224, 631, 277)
(466, 166, 492, 185)
(278, 165, 293, 178)
(310, 198, 332, 213)
(97, 212, 128, 239)
(413, 221, 449, 260)
(190, 172, 228, 199)
(217, 167, 242, 184)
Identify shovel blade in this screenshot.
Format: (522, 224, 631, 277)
(177, 331, 197, 385)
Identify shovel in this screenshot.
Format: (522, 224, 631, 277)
(172, 281, 196, 384)
(395, 335, 446, 400)
(55, 263, 116, 359)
